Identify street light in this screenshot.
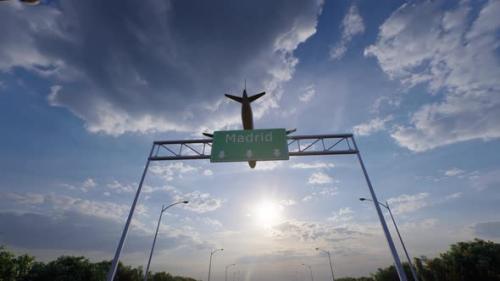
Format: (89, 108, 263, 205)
(315, 248, 335, 281)
(225, 263, 236, 281)
(301, 263, 314, 281)
(360, 198, 419, 281)
(208, 248, 224, 281)
(144, 200, 189, 281)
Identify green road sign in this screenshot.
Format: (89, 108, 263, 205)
(210, 128, 289, 162)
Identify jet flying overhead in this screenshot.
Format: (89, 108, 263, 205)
(203, 88, 295, 169)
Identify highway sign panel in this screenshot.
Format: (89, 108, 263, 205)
(210, 128, 289, 162)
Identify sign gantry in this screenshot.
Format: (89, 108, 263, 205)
(149, 133, 357, 161)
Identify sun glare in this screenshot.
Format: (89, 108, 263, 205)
(252, 200, 283, 228)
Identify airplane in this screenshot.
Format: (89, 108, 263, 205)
(203, 88, 296, 169)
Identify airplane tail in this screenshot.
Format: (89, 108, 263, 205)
(225, 92, 265, 103)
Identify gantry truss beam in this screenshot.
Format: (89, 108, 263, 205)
(149, 133, 357, 161)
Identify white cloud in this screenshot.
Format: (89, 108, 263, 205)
(308, 171, 333, 185)
(328, 207, 354, 222)
(150, 162, 198, 181)
(387, 192, 429, 214)
(272, 219, 369, 242)
(299, 84, 316, 102)
(330, 4, 365, 60)
(60, 178, 97, 193)
(279, 199, 297, 207)
(202, 169, 213, 176)
(353, 115, 393, 136)
(2, 192, 133, 223)
(471, 169, 500, 190)
(444, 168, 465, 177)
(302, 187, 338, 202)
(254, 161, 283, 171)
(107, 180, 134, 194)
(444, 192, 462, 200)
(174, 191, 223, 214)
(81, 178, 96, 192)
(291, 162, 335, 169)
(366, 0, 500, 152)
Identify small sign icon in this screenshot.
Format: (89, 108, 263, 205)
(219, 151, 225, 159)
(246, 149, 253, 158)
(273, 149, 281, 157)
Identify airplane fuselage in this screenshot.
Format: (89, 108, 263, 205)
(225, 89, 266, 169)
(241, 93, 254, 130)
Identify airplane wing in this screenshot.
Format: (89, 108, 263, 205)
(225, 94, 243, 103)
(248, 92, 265, 103)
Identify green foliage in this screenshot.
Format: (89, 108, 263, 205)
(0, 246, 196, 281)
(372, 263, 415, 281)
(371, 239, 500, 281)
(1, 239, 499, 281)
(0, 246, 35, 281)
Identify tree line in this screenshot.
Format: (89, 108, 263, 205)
(1, 239, 499, 281)
(337, 239, 500, 281)
(0, 248, 196, 281)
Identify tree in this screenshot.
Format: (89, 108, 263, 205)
(0, 246, 35, 281)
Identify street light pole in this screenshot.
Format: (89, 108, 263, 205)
(302, 263, 314, 281)
(360, 198, 419, 281)
(208, 248, 223, 281)
(315, 248, 335, 281)
(143, 200, 189, 281)
(352, 137, 408, 281)
(225, 264, 236, 281)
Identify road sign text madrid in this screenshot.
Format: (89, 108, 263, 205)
(210, 128, 289, 162)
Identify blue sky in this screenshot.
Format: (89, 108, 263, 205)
(1, 0, 500, 280)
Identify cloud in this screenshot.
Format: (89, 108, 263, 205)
(444, 168, 465, 177)
(473, 221, 500, 238)
(307, 171, 333, 185)
(173, 191, 223, 214)
(302, 187, 338, 202)
(107, 180, 135, 194)
(2, 192, 132, 222)
(298, 84, 316, 102)
(202, 169, 213, 176)
(471, 169, 500, 190)
(254, 161, 284, 171)
(0, 211, 207, 253)
(60, 178, 98, 193)
(444, 192, 462, 201)
(279, 199, 297, 207)
(291, 162, 335, 169)
(330, 4, 365, 60)
(0, 0, 323, 135)
(272, 219, 368, 242)
(387, 192, 429, 214)
(81, 178, 96, 192)
(365, 0, 500, 152)
(328, 207, 354, 222)
(150, 162, 198, 181)
(353, 115, 393, 136)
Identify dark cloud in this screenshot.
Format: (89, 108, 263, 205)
(0, 0, 322, 135)
(473, 221, 500, 238)
(0, 211, 209, 253)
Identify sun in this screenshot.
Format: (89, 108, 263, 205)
(251, 199, 283, 228)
